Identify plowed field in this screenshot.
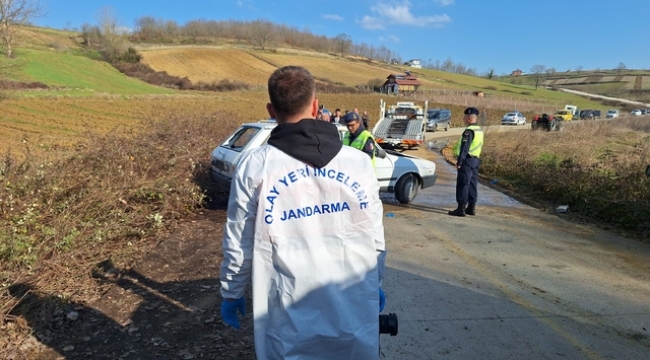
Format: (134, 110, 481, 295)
(140, 48, 277, 85)
(0, 92, 389, 155)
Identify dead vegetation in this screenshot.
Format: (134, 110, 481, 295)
(479, 119, 650, 237)
(0, 111, 242, 356)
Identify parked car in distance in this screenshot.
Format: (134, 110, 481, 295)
(425, 108, 451, 132)
(501, 111, 526, 125)
(579, 109, 600, 120)
(631, 109, 642, 116)
(554, 110, 573, 121)
(606, 109, 619, 118)
(641, 109, 650, 115)
(211, 120, 438, 204)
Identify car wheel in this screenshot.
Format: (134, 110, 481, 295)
(445, 123, 449, 131)
(395, 173, 419, 204)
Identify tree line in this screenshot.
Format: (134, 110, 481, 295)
(80, 15, 404, 65)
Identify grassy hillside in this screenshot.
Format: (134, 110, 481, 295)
(10, 48, 175, 95)
(2, 26, 174, 96)
(0, 25, 622, 155)
(138, 46, 604, 111)
(500, 69, 650, 103)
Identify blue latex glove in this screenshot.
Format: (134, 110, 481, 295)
(221, 297, 246, 329)
(379, 288, 386, 312)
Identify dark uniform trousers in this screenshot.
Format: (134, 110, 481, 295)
(456, 156, 480, 206)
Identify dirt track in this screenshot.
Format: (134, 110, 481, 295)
(10, 127, 650, 359)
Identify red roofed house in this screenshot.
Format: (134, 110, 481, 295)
(380, 72, 421, 95)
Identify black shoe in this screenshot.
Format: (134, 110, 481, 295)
(448, 208, 466, 217)
(465, 207, 475, 216)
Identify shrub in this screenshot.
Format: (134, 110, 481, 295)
(0, 112, 231, 292)
(480, 124, 650, 235)
(113, 62, 193, 89)
(194, 79, 253, 91)
(117, 47, 143, 64)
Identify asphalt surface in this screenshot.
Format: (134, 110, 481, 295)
(378, 127, 650, 359)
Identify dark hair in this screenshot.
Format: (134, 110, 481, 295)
(268, 66, 315, 119)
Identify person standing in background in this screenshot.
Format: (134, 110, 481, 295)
(448, 107, 484, 217)
(362, 111, 370, 129)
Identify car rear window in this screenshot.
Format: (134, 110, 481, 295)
(221, 126, 261, 152)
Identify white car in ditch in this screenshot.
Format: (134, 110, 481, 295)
(210, 120, 438, 204)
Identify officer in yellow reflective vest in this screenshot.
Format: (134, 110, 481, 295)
(342, 112, 376, 167)
(449, 107, 484, 217)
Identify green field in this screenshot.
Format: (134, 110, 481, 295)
(8, 48, 174, 96)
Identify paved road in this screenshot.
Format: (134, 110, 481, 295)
(378, 129, 650, 359)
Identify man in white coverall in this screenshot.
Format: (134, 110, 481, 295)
(220, 65, 387, 360)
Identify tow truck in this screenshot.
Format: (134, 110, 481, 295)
(372, 99, 428, 150)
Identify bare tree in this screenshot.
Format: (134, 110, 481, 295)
(616, 62, 626, 73)
(0, 0, 45, 58)
(333, 33, 351, 56)
(248, 19, 275, 50)
(96, 6, 126, 55)
(530, 64, 547, 90)
(80, 22, 101, 48)
(575, 65, 583, 74)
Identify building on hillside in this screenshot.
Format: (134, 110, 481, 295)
(404, 59, 422, 68)
(380, 72, 421, 95)
(511, 69, 523, 77)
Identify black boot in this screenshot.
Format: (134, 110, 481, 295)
(448, 205, 466, 217)
(465, 204, 475, 216)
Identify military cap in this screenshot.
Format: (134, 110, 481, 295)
(464, 107, 480, 116)
(343, 112, 362, 124)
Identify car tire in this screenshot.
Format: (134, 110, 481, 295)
(395, 173, 419, 204)
(445, 123, 449, 131)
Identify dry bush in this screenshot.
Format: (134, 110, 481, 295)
(0, 111, 239, 322)
(481, 120, 650, 235)
(316, 82, 362, 94)
(194, 79, 253, 92)
(113, 62, 192, 89)
(0, 81, 49, 90)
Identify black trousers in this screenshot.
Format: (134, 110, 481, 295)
(456, 157, 480, 206)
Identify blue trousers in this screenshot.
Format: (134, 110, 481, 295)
(456, 157, 480, 206)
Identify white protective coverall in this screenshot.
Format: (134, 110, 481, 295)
(220, 122, 385, 360)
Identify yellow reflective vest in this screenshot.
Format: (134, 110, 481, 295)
(452, 124, 484, 158)
(343, 130, 376, 167)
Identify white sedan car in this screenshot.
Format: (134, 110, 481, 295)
(210, 120, 438, 204)
(501, 111, 526, 125)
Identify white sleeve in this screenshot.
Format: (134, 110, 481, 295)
(367, 159, 386, 286)
(219, 155, 259, 299)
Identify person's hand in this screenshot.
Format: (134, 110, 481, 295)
(456, 165, 461, 170)
(379, 288, 386, 312)
(221, 297, 246, 329)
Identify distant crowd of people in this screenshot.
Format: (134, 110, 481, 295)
(316, 105, 370, 129)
